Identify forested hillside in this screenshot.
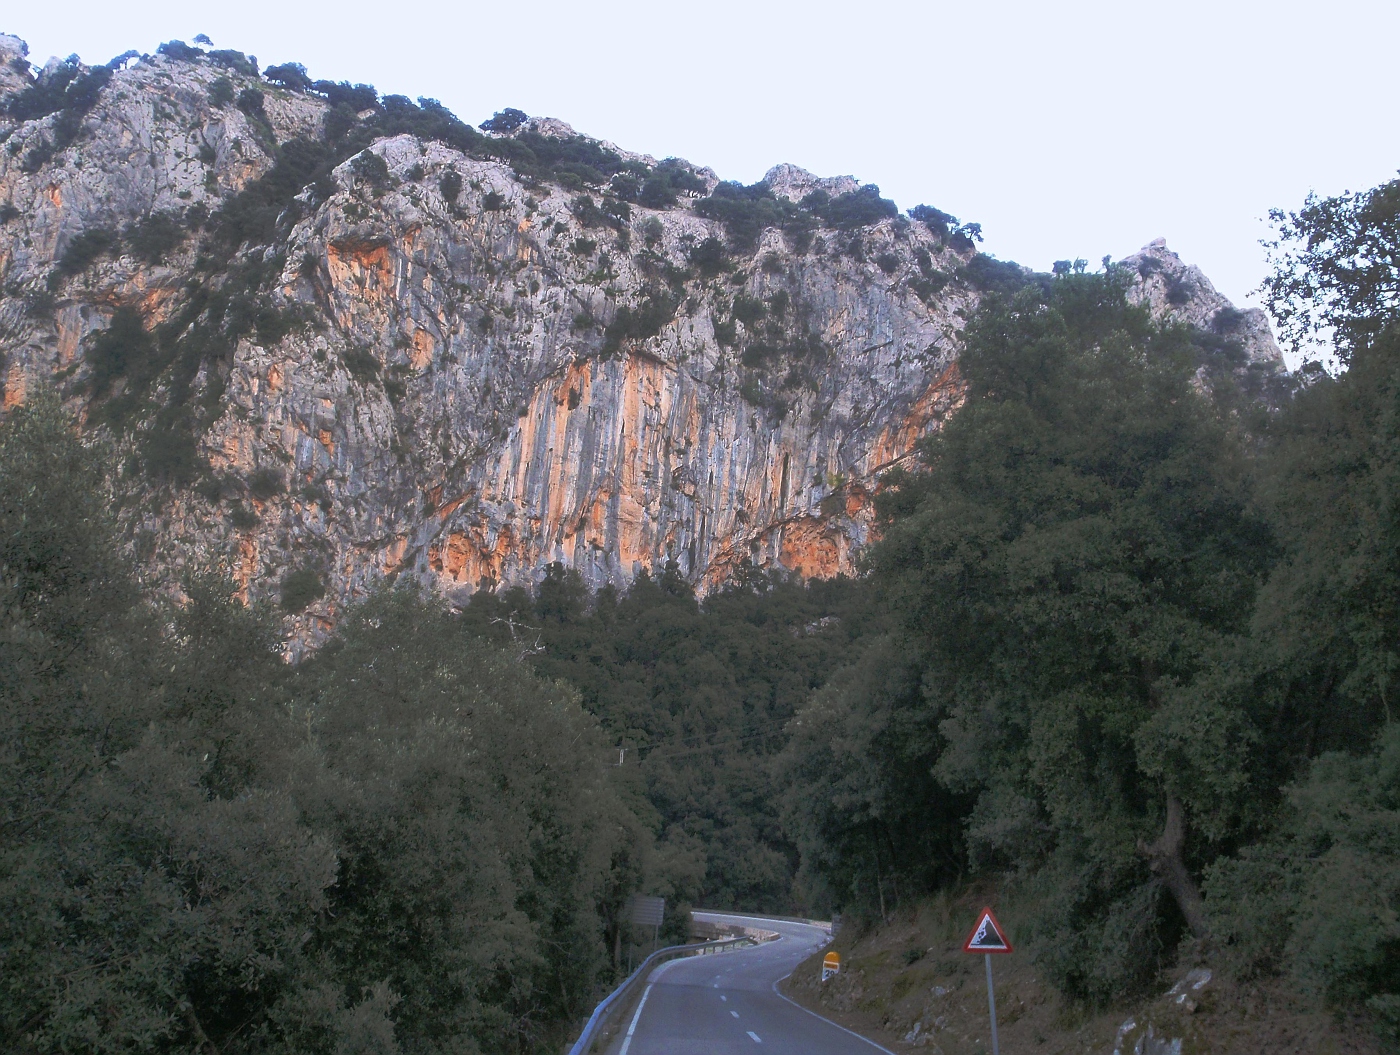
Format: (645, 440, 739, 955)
(781, 174, 1400, 1043)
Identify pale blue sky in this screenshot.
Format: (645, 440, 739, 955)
(6, 0, 1397, 345)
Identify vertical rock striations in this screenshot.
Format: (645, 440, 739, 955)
(0, 38, 1281, 646)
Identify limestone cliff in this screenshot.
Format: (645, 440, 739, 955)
(0, 37, 1282, 647)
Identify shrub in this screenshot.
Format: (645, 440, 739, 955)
(439, 169, 462, 205)
(342, 345, 380, 383)
(124, 212, 187, 264)
(960, 254, 1038, 295)
(229, 503, 260, 530)
(482, 189, 505, 210)
(207, 77, 235, 108)
(625, 159, 708, 209)
(312, 80, 378, 111)
(732, 295, 765, 327)
(156, 40, 204, 62)
(803, 185, 899, 231)
(689, 236, 728, 277)
(236, 87, 267, 122)
(6, 58, 113, 168)
(85, 306, 157, 400)
(602, 292, 678, 356)
(1165, 275, 1193, 305)
(264, 62, 312, 91)
(56, 227, 119, 277)
(208, 49, 257, 78)
(0, 204, 19, 224)
(909, 203, 958, 237)
(140, 415, 202, 485)
(571, 194, 607, 228)
(280, 567, 325, 612)
(248, 466, 285, 501)
(481, 107, 528, 133)
(875, 251, 900, 274)
(350, 150, 390, 187)
(693, 181, 790, 252)
(570, 237, 596, 256)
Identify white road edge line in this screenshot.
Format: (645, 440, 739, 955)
(770, 974, 900, 1055)
(617, 984, 653, 1055)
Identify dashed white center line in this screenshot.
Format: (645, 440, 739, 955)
(730, 1011, 739, 1018)
(747, 1031, 762, 1043)
(720, 995, 727, 1002)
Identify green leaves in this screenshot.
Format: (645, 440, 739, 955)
(858, 273, 1275, 996)
(0, 406, 641, 1052)
(1261, 177, 1400, 364)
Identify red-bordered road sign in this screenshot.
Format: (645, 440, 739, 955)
(963, 908, 1013, 954)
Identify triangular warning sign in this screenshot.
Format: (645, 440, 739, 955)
(962, 908, 1013, 953)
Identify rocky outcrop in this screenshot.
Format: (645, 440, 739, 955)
(0, 37, 1282, 649)
(1121, 238, 1282, 366)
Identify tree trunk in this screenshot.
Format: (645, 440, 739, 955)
(1140, 793, 1209, 940)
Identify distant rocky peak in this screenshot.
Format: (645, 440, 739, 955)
(1119, 238, 1282, 367)
(763, 164, 860, 203)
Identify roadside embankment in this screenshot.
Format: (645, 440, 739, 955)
(779, 892, 1384, 1054)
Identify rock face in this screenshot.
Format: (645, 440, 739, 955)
(0, 38, 1282, 647)
(1120, 238, 1282, 366)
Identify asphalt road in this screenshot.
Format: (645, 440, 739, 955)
(606, 912, 894, 1055)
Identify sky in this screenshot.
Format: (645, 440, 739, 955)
(6, 0, 1397, 352)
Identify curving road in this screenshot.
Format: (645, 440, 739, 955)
(606, 912, 894, 1055)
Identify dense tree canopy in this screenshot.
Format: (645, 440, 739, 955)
(0, 400, 640, 1054)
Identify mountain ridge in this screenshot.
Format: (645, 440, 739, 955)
(0, 36, 1283, 650)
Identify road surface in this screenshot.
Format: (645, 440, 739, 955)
(607, 912, 893, 1055)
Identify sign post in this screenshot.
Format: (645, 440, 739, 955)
(962, 907, 1012, 1055)
(625, 895, 666, 968)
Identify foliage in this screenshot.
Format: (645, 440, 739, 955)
(6, 55, 113, 173)
(236, 86, 268, 123)
(85, 305, 157, 404)
(819, 274, 1278, 1000)
(481, 107, 528, 133)
(909, 203, 983, 251)
(800, 185, 898, 231)
(207, 75, 235, 108)
(0, 406, 643, 1053)
(55, 226, 118, 276)
(156, 39, 205, 62)
(248, 466, 285, 501)
(350, 149, 390, 188)
(208, 49, 258, 78)
(458, 563, 873, 911)
(1260, 176, 1400, 364)
(280, 567, 324, 612)
(612, 159, 708, 210)
(1206, 722, 1400, 1033)
(602, 292, 678, 357)
(688, 236, 729, 277)
(693, 181, 792, 252)
(959, 253, 1041, 295)
(264, 62, 312, 91)
(439, 168, 463, 205)
(124, 211, 187, 264)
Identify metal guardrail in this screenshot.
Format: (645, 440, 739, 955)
(566, 936, 755, 1055)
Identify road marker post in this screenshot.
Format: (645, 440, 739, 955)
(821, 951, 841, 981)
(962, 908, 1012, 1055)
